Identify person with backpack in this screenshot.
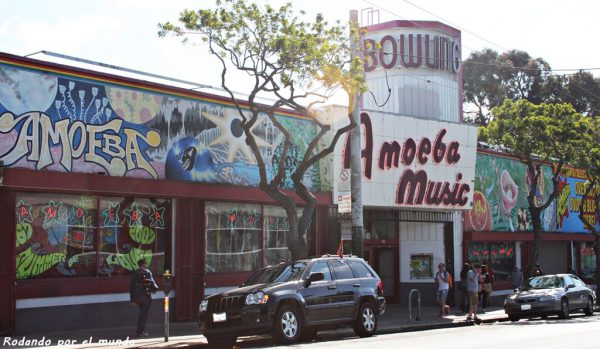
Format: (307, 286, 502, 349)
(435, 263, 452, 317)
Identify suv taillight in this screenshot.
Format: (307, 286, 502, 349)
(377, 279, 384, 296)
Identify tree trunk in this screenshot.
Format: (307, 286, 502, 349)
(285, 208, 306, 260)
(526, 207, 543, 278)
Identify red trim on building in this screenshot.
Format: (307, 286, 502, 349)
(464, 231, 595, 242)
(3, 168, 332, 205)
(362, 20, 461, 37)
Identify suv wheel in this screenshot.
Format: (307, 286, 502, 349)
(353, 301, 378, 337)
(273, 304, 302, 344)
(584, 297, 594, 316)
(205, 335, 236, 348)
(558, 298, 569, 319)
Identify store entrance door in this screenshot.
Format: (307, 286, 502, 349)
(372, 247, 399, 304)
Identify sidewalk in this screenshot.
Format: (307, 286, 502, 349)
(2, 305, 507, 348)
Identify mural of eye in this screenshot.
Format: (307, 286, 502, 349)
(165, 137, 215, 182)
(180, 146, 197, 171)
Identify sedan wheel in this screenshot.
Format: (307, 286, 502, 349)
(584, 297, 594, 316)
(558, 298, 569, 319)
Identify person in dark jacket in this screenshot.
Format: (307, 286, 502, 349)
(130, 259, 158, 337)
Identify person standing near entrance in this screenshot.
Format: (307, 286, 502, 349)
(459, 263, 471, 312)
(435, 263, 451, 317)
(130, 259, 158, 337)
(466, 263, 481, 322)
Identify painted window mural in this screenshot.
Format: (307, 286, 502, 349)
(98, 197, 170, 277)
(15, 192, 170, 279)
(263, 206, 300, 266)
(0, 60, 331, 191)
(468, 242, 515, 283)
(465, 153, 556, 232)
(580, 242, 596, 280)
(205, 202, 262, 273)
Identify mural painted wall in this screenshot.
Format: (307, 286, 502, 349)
(465, 152, 556, 232)
(15, 192, 170, 279)
(556, 167, 600, 233)
(0, 60, 331, 191)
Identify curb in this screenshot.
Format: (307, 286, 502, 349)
(377, 316, 507, 335)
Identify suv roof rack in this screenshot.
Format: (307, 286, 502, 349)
(320, 254, 358, 258)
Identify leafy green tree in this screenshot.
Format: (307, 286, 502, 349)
(480, 100, 591, 277)
(463, 49, 504, 126)
(546, 72, 600, 117)
(498, 50, 551, 104)
(158, 0, 364, 259)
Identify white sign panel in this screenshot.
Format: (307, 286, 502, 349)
(333, 112, 477, 210)
(338, 194, 352, 213)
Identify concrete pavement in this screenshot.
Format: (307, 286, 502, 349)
(1, 305, 508, 348)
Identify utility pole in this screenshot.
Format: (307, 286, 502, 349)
(349, 10, 364, 257)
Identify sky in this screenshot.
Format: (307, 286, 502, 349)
(1, 0, 598, 104)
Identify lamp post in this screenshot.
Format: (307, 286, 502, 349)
(162, 269, 172, 342)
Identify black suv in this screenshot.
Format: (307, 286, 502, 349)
(198, 255, 386, 347)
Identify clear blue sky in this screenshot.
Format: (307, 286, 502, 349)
(1, 0, 597, 101)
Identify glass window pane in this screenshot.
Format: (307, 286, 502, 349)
(15, 193, 97, 279)
(331, 260, 354, 280)
(349, 261, 373, 278)
(467, 242, 515, 283)
(580, 242, 596, 280)
(309, 261, 332, 281)
(205, 202, 261, 273)
(263, 206, 299, 266)
(98, 197, 170, 277)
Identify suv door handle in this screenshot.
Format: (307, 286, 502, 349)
(328, 285, 337, 290)
(353, 283, 361, 287)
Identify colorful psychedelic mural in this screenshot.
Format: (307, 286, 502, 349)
(0, 59, 331, 191)
(465, 152, 556, 232)
(555, 167, 600, 233)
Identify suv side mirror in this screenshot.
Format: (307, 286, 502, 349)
(304, 272, 325, 288)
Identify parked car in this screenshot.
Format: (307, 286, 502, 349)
(198, 255, 386, 348)
(504, 274, 595, 322)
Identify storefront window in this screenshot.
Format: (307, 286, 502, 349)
(365, 211, 397, 240)
(98, 197, 170, 277)
(263, 206, 292, 266)
(205, 202, 262, 273)
(580, 242, 596, 280)
(468, 242, 515, 283)
(15, 193, 97, 279)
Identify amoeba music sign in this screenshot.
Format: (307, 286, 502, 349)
(333, 111, 477, 210)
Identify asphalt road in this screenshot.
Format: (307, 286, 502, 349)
(263, 314, 600, 349)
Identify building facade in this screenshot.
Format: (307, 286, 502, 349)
(330, 20, 477, 305)
(0, 52, 333, 334)
(464, 150, 599, 295)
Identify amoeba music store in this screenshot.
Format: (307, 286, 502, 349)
(0, 52, 334, 335)
(331, 20, 478, 305)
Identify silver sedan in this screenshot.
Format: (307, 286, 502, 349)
(503, 274, 595, 321)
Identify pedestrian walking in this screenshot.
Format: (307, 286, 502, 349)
(478, 265, 492, 312)
(466, 263, 481, 323)
(435, 263, 451, 316)
(130, 259, 159, 337)
(511, 266, 523, 289)
(459, 263, 471, 312)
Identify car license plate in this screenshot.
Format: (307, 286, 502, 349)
(520, 304, 532, 310)
(213, 312, 226, 322)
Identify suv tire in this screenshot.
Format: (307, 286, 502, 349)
(205, 335, 236, 348)
(272, 304, 302, 344)
(353, 301, 378, 337)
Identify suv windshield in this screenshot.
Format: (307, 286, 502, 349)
(521, 275, 564, 290)
(244, 262, 308, 286)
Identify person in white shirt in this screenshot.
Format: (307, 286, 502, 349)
(436, 263, 450, 316)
